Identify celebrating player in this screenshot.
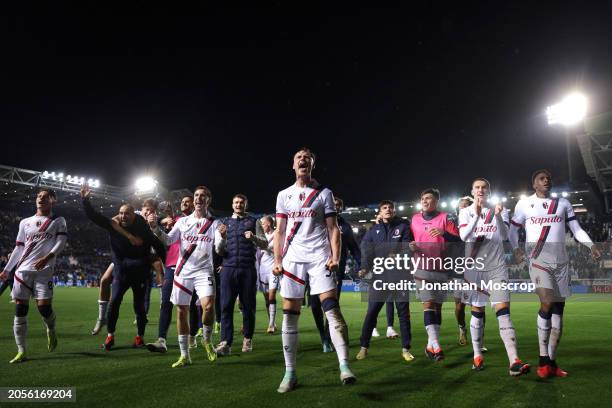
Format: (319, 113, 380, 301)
(410, 188, 461, 361)
(273, 147, 356, 393)
(0, 188, 67, 363)
(153, 186, 227, 367)
(459, 178, 530, 375)
(81, 186, 166, 350)
(146, 195, 195, 353)
(509, 169, 600, 378)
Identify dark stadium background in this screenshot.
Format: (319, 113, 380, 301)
(2, 3, 612, 211)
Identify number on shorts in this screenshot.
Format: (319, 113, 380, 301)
(208, 276, 213, 286)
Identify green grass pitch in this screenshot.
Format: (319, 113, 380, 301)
(1, 288, 611, 408)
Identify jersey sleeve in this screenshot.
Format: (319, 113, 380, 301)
(275, 191, 288, 219)
(502, 208, 510, 226)
(323, 189, 337, 218)
(56, 217, 68, 236)
(510, 200, 526, 227)
(563, 199, 576, 221)
(16, 219, 26, 246)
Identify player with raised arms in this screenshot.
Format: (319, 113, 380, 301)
(273, 147, 356, 393)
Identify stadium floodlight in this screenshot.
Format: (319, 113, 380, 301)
(135, 176, 158, 193)
(352, 227, 359, 234)
(490, 195, 500, 205)
(42, 171, 50, 178)
(450, 199, 458, 208)
(398, 205, 405, 211)
(416, 203, 422, 210)
(502, 197, 507, 203)
(546, 92, 588, 126)
(561, 191, 568, 197)
(441, 202, 447, 208)
(551, 192, 558, 198)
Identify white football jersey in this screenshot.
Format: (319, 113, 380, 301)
(459, 204, 509, 270)
(163, 213, 221, 278)
(276, 183, 336, 263)
(14, 215, 67, 272)
(511, 194, 574, 263)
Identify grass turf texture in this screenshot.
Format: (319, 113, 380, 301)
(1, 289, 611, 408)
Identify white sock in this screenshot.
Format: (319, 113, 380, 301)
(268, 303, 277, 327)
(325, 308, 349, 365)
(98, 300, 109, 321)
(282, 311, 299, 371)
(425, 325, 440, 350)
(14, 316, 27, 353)
(43, 311, 56, 331)
(470, 315, 484, 358)
(497, 313, 518, 363)
(537, 313, 551, 357)
(549, 314, 563, 361)
(178, 334, 190, 358)
(203, 325, 213, 343)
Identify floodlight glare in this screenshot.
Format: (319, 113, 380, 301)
(551, 192, 558, 198)
(450, 199, 458, 208)
(441, 202, 447, 208)
(546, 92, 588, 126)
(135, 176, 158, 192)
(398, 205, 405, 211)
(561, 191, 568, 198)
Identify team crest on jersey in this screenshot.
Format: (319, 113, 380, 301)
(299, 192, 306, 201)
(542, 202, 548, 209)
(36, 221, 42, 227)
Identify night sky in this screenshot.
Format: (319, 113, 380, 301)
(2, 3, 612, 212)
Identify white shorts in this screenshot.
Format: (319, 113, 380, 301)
(269, 272, 281, 291)
(414, 269, 449, 304)
(171, 273, 215, 306)
(465, 265, 511, 307)
(453, 277, 470, 304)
(12, 269, 54, 300)
(280, 258, 335, 299)
(529, 259, 571, 300)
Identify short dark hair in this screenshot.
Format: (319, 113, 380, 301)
(420, 188, 440, 200)
(531, 169, 552, 184)
(233, 193, 248, 202)
(142, 198, 158, 210)
(378, 200, 395, 210)
(193, 186, 212, 200)
(38, 187, 57, 200)
(294, 147, 316, 162)
(181, 195, 192, 201)
(471, 178, 491, 190)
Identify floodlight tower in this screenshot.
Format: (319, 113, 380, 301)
(546, 92, 588, 185)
